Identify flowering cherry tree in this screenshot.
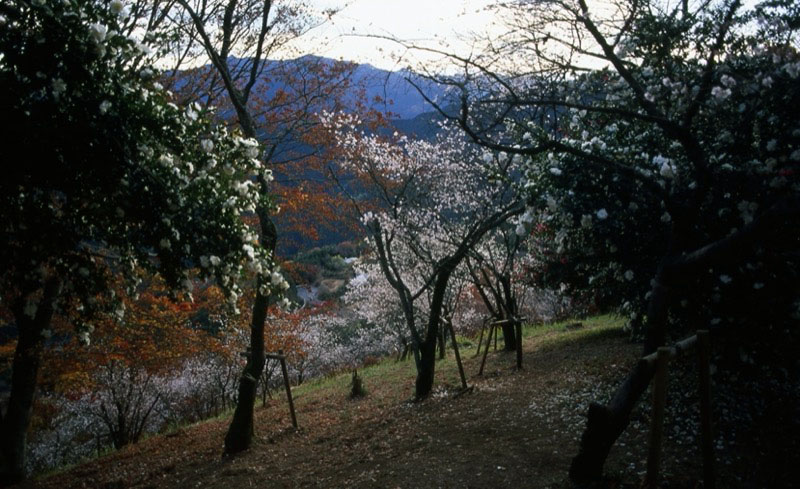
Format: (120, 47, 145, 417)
(324, 114, 525, 398)
(466, 222, 540, 350)
(345, 258, 429, 361)
(413, 0, 800, 481)
(0, 0, 287, 482)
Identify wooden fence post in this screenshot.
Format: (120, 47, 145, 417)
(474, 320, 487, 358)
(515, 320, 523, 370)
(697, 330, 715, 489)
(646, 346, 671, 486)
(447, 320, 468, 390)
(478, 323, 494, 376)
(278, 349, 298, 429)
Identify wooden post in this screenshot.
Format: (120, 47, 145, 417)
(697, 330, 715, 489)
(278, 349, 298, 429)
(447, 321, 468, 390)
(493, 323, 498, 351)
(645, 347, 671, 486)
(515, 320, 523, 370)
(474, 321, 487, 358)
(478, 323, 494, 376)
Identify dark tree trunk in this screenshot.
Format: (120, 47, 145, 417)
(224, 287, 268, 454)
(500, 276, 518, 351)
(414, 263, 455, 399)
(500, 321, 517, 351)
(415, 335, 438, 399)
(569, 272, 672, 482)
(0, 278, 60, 486)
(224, 213, 276, 454)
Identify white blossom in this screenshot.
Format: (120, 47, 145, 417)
(720, 74, 736, 88)
(109, 0, 124, 15)
(51, 78, 67, 98)
(88, 23, 108, 44)
(711, 86, 731, 101)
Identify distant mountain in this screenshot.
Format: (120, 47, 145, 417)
(351, 63, 448, 120)
(175, 55, 450, 122)
(294, 55, 450, 120)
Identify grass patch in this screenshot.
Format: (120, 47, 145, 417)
(524, 314, 624, 345)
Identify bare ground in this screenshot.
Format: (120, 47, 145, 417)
(15, 317, 800, 489)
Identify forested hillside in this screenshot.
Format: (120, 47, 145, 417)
(1, 0, 798, 487)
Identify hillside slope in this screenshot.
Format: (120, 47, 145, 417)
(16, 317, 798, 488)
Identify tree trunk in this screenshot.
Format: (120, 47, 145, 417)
(500, 277, 517, 351)
(224, 212, 276, 454)
(569, 273, 672, 482)
(223, 287, 268, 454)
(414, 335, 438, 399)
(0, 278, 60, 486)
(414, 264, 455, 399)
(500, 320, 517, 351)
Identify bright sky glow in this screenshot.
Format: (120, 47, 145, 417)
(283, 0, 503, 71)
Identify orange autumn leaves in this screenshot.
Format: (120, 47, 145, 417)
(17, 275, 320, 398)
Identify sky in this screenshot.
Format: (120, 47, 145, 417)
(284, 0, 503, 71)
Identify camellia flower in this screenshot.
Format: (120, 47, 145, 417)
(109, 0, 124, 15)
(720, 74, 736, 88)
(159, 154, 173, 167)
(596, 208, 608, 220)
(88, 23, 108, 44)
(711, 86, 731, 101)
(51, 78, 67, 98)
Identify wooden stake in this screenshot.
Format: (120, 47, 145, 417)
(478, 323, 494, 376)
(646, 346, 671, 486)
(697, 330, 715, 489)
(515, 320, 523, 370)
(474, 322, 486, 358)
(447, 320, 468, 390)
(278, 349, 298, 428)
